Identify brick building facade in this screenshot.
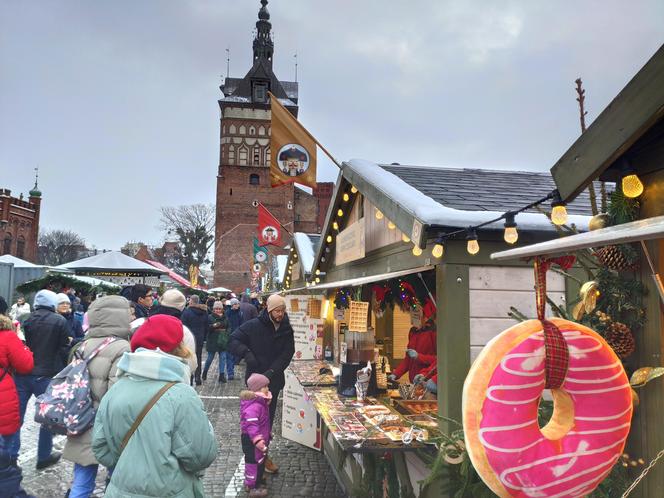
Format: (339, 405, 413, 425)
(0, 183, 42, 263)
(213, 0, 332, 291)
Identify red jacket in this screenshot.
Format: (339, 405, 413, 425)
(392, 326, 436, 382)
(0, 328, 34, 435)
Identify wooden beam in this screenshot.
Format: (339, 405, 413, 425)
(436, 263, 470, 432)
(550, 44, 664, 202)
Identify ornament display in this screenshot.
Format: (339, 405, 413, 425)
(572, 280, 599, 320)
(463, 318, 632, 498)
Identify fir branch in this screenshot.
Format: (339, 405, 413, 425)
(508, 307, 530, 322)
(547, 296, 569, 319)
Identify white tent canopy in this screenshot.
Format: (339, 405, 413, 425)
(207, 286, 232, 293)
(57, 251, 165, 274)
(0, 255, 42, 269)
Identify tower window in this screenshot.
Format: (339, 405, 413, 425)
(253, 83, 268, 103)
(253, 147, 261, 165)
(2, 235, 12, 255)
(229, 124, 236, 134)
(265, 147, 271, 165)
(16, 237, 25, 258)
(249, 174, 260, 185)
(249, 126, 256, 136)
(228, 145, 235, 164)
(239, 147, 248, 165)
(239, 125, 246, 135)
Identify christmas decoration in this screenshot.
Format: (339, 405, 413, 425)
(572, 280, 599, 320)
(589, 212, 610, 231)
(605, 321, 636, 359)
(594, 245, 639, 271)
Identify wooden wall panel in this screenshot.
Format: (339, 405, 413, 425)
(469, 266, 565, 292)
(363, 197, 403, 253)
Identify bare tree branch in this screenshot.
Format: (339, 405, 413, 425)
(159, 204, 216, 274)
(38, 229, 86, 266)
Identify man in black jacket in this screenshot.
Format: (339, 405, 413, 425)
(229, 294, 295, 474)
(181, 294, 209, 385)
(9, 289, 70, 469)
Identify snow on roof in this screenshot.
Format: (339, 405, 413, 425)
(345, 159, 590, 232)
(0, 254, 41, 268)
(58, 251, 165, 273)
(293, 233, 319, 274)
(72, 275, 121, 289)
(276, 255, 289, 282)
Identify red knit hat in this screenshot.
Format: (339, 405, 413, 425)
(131, 315, 184, 353)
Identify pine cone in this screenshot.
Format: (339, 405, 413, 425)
(594, 246, 638, 271)
(605, 322, 635, 358)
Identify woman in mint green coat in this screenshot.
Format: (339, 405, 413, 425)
(92, 315, 218, 497)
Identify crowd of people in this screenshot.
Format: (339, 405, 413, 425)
(0, 285, 295, 498)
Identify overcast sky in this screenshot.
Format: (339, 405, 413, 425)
(1, 0, 662, 250)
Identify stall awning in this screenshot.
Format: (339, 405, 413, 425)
(285, 265, 434, 294)
(491, 215, 664, 261)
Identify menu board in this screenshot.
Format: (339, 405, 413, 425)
(282, 368, 321, 450)
(286, 294, 323, 360)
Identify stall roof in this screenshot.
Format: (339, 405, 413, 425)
(550, 44, 664, 201)
(491, 215, 664, 261)
(73, 275, 121, 289)
(293, 233, 320, 274)
(285, 265, 434, 294)
(0, 255, 41, 268)
(145, 260, 192, 288)
(58, 251, 166, 274)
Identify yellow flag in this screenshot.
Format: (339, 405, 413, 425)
(270, 93, 317, 189)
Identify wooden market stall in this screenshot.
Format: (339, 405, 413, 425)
(490, 43, 664, 497)
(281, 160, 594, 496)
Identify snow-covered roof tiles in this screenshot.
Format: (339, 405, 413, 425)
(276, 255, 289, 282)
(293, 233, 320, 274)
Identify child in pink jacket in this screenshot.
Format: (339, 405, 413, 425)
(240, 373, 271, 497)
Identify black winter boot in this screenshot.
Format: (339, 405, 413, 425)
(219, 373, 227, 383)
(202, 368, 208, 381)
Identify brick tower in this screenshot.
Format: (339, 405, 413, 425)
(213, 0, 332, 291)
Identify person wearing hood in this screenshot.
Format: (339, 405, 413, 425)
(239, 374, 272, 497)
(8, 289, 70, 469)
(0, 314, 34, 498)
(92, 315, 218, 497)
(63, 296, 131, 498)
(181, 295, 208, 386)
(56, 293, 85, 346)
(239, 294, 258, 324)
(229, 294, 294, 474)
(130, 289, 198, 375)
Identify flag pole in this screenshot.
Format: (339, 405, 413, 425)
(268, 92, 342, 169)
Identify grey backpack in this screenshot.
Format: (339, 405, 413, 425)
(34, 337, 117, 435)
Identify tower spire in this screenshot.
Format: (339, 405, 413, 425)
(253, 0, 273, 64)
(29, 167, 42, 198)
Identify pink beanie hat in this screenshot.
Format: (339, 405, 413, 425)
(247, 373, 270, 392)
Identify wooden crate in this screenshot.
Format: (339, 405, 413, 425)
(348, 300, 369, 332)
(307, 298, 322, 319)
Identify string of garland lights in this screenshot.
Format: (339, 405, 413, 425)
(282, 185, 576, 290)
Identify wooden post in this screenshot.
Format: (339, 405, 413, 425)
(436, 263, 471, 432)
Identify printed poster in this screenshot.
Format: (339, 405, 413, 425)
(282, 368, 321, 450)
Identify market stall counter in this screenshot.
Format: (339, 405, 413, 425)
(283, 360, 442, 497)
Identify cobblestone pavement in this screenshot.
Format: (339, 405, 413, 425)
(18, 358, 347, 498)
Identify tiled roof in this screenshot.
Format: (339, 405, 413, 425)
(380, 164, 601, 216)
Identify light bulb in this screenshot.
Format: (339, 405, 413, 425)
(551, 205, 568, 226)
(351, 185, 358, 194)
(326, 235, 333, 243)
(343, 193, 350, 202)
(315, 277, 320, 283)
(432, 243, 444, 258)
(401, 234, 410, 243)
(375, 209, 384, 220)
(388, 221, 396, 230)
(504, 226, 518, 244)
(337, 209, 343, 217)
(467, 239, 480, 255)
(622, 174, 644, 198)
(412, 245, 423, 256)
(315, 269, 320, 275)
(306, 282, 310, 287)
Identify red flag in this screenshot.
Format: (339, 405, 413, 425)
(258, 204, 283, 247)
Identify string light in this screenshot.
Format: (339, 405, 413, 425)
(375, 209, 384, 220)
(402, 234, 410, 243)
(337, 209, 344, 217)
(620, 160, 643, 198)
(326, 235, 333, 243)
(503, 211, 518, 244)
(550, 190, 568, 226)
(412, 245, 423, 256)
(432, 243, 444, 259)
(315, 269, 320, 275)
(388, 221, 396, 230)
(466, 228, 480, 255)
(315, 277, 320, 283)
(332, 221, 339, 230)
(351, 185, 358, 194)
(343, 192, 350, 202)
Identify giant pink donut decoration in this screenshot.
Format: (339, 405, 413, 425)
(463, 318, 633, 498)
